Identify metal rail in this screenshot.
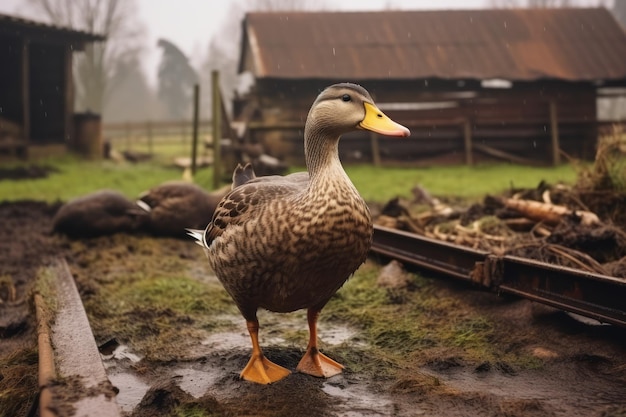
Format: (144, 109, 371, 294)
(371, 225, 626, 328)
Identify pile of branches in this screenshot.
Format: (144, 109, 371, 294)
(375, 133, 626, 278)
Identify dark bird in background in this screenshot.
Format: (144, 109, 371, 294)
(136, 181, 229, 237)
(188, 83, 410, 384)
(53, 190, 147, 238)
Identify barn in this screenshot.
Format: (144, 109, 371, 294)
(0, 13, 104, 158)
(234, 8, 626, 166)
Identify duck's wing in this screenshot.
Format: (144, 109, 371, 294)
(201, 173, 308, 246)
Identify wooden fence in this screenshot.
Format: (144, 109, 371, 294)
(102, 119, 213, 151)
(103, 117, 625, 167)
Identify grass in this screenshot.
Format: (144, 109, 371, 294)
(0, 151, 579, 204)
(67, 235, 237, 361)
(323, 261, 543, 380)
(0, 348, 39, 417)
(343, 163, 578, 202)
(0, 154, 216, 202)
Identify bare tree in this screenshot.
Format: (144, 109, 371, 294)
(199, 0, 326, 118)
(25, 0, 145, 113)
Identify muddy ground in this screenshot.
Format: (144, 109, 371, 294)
(1, 200, 626, 417)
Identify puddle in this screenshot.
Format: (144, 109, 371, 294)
(319, 325, 364, 347)
(107, 369, 151, 413)
(202, 330, 259, 351)
(421, 363, 626, 416)
(322, 378, 408, 416)
(101, 313, 368, 414)
(201, 311, 363, 352)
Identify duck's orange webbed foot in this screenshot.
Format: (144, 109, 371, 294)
(240, 319, 290, 384)
(296, 346, 344, 378)
(240, 352, 291, 384)
(296, 308, 344, 378)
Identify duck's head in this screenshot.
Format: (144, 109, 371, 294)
(307, 83, 410, 138)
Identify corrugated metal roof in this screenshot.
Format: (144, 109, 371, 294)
(0, 13, 105, 42)
(239, 8, 626, 82)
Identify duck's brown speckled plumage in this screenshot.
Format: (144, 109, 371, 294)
(207, 169, 371, 318)
(190, 83, 410, 384)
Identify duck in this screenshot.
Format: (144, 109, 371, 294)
(136, 181, 229, 237)
(53, 190, 147, 238)
(188, 83, 410, 384)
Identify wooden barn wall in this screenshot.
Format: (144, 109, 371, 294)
(0, 31, 76, 159)
(238, 79, 598, 165)
(29, 42, 67, 143)
(0, 35, 24, 125)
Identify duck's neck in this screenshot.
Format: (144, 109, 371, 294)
(304, 125, 352, 189)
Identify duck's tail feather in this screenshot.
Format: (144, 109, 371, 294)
(136, 199, 152, 213)
(232, 163, 256, 189)
(186, 228, 207, 248)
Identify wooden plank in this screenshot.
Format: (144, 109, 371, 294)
(21, 38, 30, 147)
(212, 70, 222, 189)
(191, 84, 200, 176)
(472, 142, 544, 165)
(370, 132, 381, 167)
(550, 100, 561, 166)
(42, 258, 121, 416)
(63, 44, 73, 147)
(463, 119, 473, 165)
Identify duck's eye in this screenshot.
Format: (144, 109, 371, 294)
(341, 94, 351, 102)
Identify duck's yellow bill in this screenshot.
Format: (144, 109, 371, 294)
(359, 102, 410, 137)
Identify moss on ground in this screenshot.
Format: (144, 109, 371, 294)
(322, 261, 543, 386)
(67, 234, 236, 361)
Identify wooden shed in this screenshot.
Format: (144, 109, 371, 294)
(0, 13, 104, 158)
(235, 8, 626, 166)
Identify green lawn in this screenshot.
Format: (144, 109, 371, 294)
(0, 153, 578, 203)
(335, 163, 575, 202)
(0, 155, 214, 202)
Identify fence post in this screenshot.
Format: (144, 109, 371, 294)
(463, 119, 473, 166)
(125, 122, 131, 150)
(191, 84, 200, 177)
(370, 132, 381, 167)
(549, 100, 561, 166)
(147, 120, 153, 154)
(212, 70, 222, 190)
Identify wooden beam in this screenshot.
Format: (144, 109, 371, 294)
(472, 143, 544, 166)
(212, 70, 222, 189)
(549, 100, 561, 166)
(463, 119, 473, 165)
(191, 84, 200, 177)
(370, 132, 381, 167)
(63, 44, 74, 147)
(21, 38, 30, 147)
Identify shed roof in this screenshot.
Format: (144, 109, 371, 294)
(0, 13, 105, 48)
(239, 8, 626, 82)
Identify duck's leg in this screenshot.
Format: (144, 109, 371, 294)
(240, 319, 291, 384)
(296, 308, 344, 378)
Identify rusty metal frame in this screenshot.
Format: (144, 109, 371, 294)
(371, 225, 626, 328)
